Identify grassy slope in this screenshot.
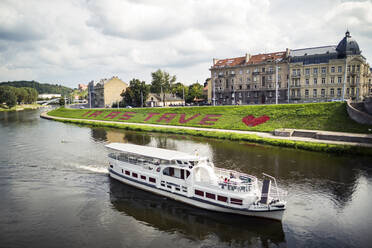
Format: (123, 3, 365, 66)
(48, 102, 371, 133)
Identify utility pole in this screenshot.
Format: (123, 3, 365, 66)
(141, 90, 143, 108)
(342, 58, 347, 101)
(213, 79, 216, 106)
(182, 86, 185, 106)
(275, 64, 279, 104)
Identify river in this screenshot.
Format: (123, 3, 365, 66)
(0, 109, 371, 248)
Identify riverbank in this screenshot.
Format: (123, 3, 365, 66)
(41, 111, 372, 156)
(48, 102, 372, 134)
(0, 103, 44, 112)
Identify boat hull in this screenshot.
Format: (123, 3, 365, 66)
(109, 169, 285, 221)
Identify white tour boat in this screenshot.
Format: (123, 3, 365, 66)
(106, 143, 287, 221)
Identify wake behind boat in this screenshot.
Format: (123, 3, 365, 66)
(106, 143, 287, 221)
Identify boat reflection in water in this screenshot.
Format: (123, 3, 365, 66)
(109, 178, 286, 247)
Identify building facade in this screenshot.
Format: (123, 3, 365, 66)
(146, 93, 184, 107)
(210, 31, 372, 105)
(88, 76, 128, 108)
(210, 51, 290, 105)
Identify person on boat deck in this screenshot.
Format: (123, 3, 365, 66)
(224, 177, 228, 183)
(230, 172, 235, 179)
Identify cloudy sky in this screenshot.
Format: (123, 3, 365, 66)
(0, 0, 371, 88)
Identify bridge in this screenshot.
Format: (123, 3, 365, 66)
(36, 98, 60, 105)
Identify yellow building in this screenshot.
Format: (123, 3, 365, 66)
(288, 31, 371, 102)
(88, 76, 128, 108)
(209, 31, 372, 105)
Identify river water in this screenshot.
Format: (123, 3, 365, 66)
(0, 109, 371, 248)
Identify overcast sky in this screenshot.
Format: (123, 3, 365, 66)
(0, 0, 371, 88)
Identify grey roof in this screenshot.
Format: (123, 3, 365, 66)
(336, 31, 361, 56)
(290, 45, 337, 57)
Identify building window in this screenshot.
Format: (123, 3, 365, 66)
(330, 88, 334, 97)
(357, 65, 360, 72)
(321, 89, 325, 97)
(338, 77, 342, 84)
(331, 77, 334, 84)
(305, 89, 309, 97)
(239, 70, 242, 74)
(247, 77, 251, 82)
(247, 85, 250, 90)
(313, 68, 318, 74)
(246, 69, 250, 74)
(239, 85, 242, 90)
(338, 66, 342, 73)
(262, 67, 265, 72)
(253, 76, 257, 82)
(305, 68, 310, 75)
(313, 89, 317, 97)
(331, 67, 335, 73)
(314, 78, 317, 85)
(321, 67, 326, 74)
(347, 88, 350, 96)
(254, 92, 258, 97)
(306, 79, 309, 85)
(322, 78, 325, 84)
(278, 74, 281, 80)
(291, 89, 295, 97)
(337, 88, 341, 97)
(269, 92, 272, 97)
(348, 65, 350, 72)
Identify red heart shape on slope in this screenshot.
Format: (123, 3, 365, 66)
(242, 115, 270, 127)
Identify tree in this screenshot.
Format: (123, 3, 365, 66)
(186, 83, 204, 103)
(121, 79, 150, 107)
(23, 87, 38, 103)
(150, 69, 176, 94)
(15, 87, 28, 104)
(0, 86, 17, 108)
(171, 82, 188, 100)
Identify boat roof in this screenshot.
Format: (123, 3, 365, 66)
(105, 143, 200, 161)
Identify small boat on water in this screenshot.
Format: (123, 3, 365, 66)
(106, 143, 287, 221)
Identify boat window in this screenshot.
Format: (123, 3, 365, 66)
(149, 177, 156, 183)
(141, 175, 146, 180)
(183, 161, 188, 165)
(206, 192, 215, 200)
(110, 164, 113, 168)
(163, 167, 170, 176)
(230, 198, 243, 205)
(132, 173, 138, 178)
(217, 195, 228, 202)
(195, 189, 204, 197)
(176, 160, 182, 164)
(186, 171, 190, 178)
(125, 170, 130, 175)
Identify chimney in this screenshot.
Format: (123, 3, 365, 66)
(213, 58, 218, 65)
(245, 53, 251, 63)
(285, 48, 290, 57)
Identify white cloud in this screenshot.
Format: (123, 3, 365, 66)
(0, 0, 371, 87)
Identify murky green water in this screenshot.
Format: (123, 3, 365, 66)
(0, 109, 371, 247)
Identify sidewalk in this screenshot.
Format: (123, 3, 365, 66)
(40, 111, 372, 148)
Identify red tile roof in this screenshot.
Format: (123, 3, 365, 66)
(213, 56, 246, 68)
(246, 51, 286, 65)
(212, 51, 286, 68)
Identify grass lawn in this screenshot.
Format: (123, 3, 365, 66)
(48, 102, 372, 134)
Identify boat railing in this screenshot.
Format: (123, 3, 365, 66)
(108, 152, 156, 171)
(259, 173, 288, 201)
(214, 167, 258, 193)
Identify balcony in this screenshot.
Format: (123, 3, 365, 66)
(252, 71, 260, 75)
(218, 74, 224, 78)
(291, 73, 301, 78)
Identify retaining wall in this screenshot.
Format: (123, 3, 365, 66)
(346, 100, 372, 125)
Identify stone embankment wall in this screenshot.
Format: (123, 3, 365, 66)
(346, 100, 372, 125)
